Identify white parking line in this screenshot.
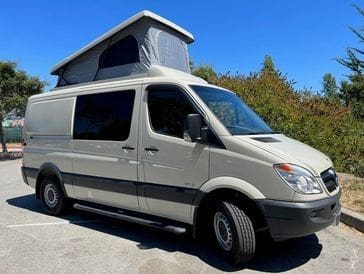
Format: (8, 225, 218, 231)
(9, 227, 40, 240)
(6, 219, 99, 228)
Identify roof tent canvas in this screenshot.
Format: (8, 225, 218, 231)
(51, 11, 194, 87)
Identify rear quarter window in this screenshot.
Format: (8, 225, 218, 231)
(73, 90, 135, 141)
(25, 97, 75, 135)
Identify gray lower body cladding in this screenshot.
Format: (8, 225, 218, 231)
(256, 189, 341, 239)
(21, 166, 198, 205)
(22, 166, 342, 239)
(21, 166, 30, 185)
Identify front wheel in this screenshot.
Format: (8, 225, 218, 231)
(212, 201, 256, 264)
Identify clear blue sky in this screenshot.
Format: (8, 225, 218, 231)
(0, 0, 361, 91)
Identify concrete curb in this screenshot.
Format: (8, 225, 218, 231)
(341, 207, 364, 233)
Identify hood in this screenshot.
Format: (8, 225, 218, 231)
(234, 134, 332, 176)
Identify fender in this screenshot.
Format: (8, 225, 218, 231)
(190, 176, 266, 238)
(193, 176, 265, 206)
(36, 162, 69, 198)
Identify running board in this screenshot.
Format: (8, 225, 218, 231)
(73, 203, 187, 234)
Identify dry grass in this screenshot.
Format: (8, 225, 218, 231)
(6, 143, 22, 149)
(338, 173, 364, 214)
(0, 143, 22, 153)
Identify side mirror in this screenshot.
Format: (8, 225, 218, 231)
(184, 114, 202, 142)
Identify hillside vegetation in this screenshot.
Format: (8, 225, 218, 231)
(192, 59, 364, 177)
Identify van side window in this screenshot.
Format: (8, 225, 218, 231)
(148, 86, 197, 138)
(73, 90, 135, 141)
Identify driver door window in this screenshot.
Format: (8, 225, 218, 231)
(148, 87, 197, 138)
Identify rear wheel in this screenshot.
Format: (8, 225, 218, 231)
(40, 177, 68, 216)
(212, 201, 256, 264)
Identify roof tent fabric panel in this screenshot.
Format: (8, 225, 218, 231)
(51, 11, 194, 76)
(55, 16, 192, 87)
(156, 30, 190, 72)
(58, 18, 153, 86)
(95, 62, 149, 80)
(95, 18, 152, 81)
(147, 20, 191, 73)
(60, 41, 108, 86)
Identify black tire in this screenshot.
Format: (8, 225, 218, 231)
(40, 177, 68, 216)
(212, 201, 256, 265)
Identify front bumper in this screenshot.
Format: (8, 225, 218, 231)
(257, 189, 341, 239)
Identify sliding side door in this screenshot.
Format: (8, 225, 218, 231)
(72, 85, 141, 210)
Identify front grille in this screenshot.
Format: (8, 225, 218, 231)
(320, 168, 338, 193)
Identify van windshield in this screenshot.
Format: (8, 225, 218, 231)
(190, 85, 273, 135)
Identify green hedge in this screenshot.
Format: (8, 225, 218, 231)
(193, 66, 364, 177)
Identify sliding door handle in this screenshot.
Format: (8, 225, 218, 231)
(121, 146, 135, 150)
(144, 147, 159, 152)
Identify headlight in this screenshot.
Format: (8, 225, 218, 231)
(274, 164, 322, 194)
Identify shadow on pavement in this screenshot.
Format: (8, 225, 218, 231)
(7, 194, 322, 272)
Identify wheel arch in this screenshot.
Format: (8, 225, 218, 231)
(35, 163, 67, 199)
(192, 177, 268, 239)
(197, 176, 265, 201)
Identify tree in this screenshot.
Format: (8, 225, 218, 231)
(192, 64, 218, 84)
(0, 61, 45, 152)
(340, 74, 364, 118)
(337, 5, 364, 74)
(261, 55, 277, 74)
(322, 73, 340, 102)
(336, 5, 364, 119)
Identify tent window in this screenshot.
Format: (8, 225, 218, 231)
(158, 32, 189, 72)
(99, 35, 139, 69)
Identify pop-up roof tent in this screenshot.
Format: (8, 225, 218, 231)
(51, 10, 194, 87)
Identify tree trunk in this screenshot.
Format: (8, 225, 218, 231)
(0, 116, 8, 153)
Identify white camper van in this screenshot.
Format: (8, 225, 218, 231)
(21, 11, 341, 264)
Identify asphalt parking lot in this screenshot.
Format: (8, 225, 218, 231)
(0, 160, 363, 273)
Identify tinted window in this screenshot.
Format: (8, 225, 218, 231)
(74, 90, 135, 141)
(99, 35, 139, 69)
(148, 86, 197, 138)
